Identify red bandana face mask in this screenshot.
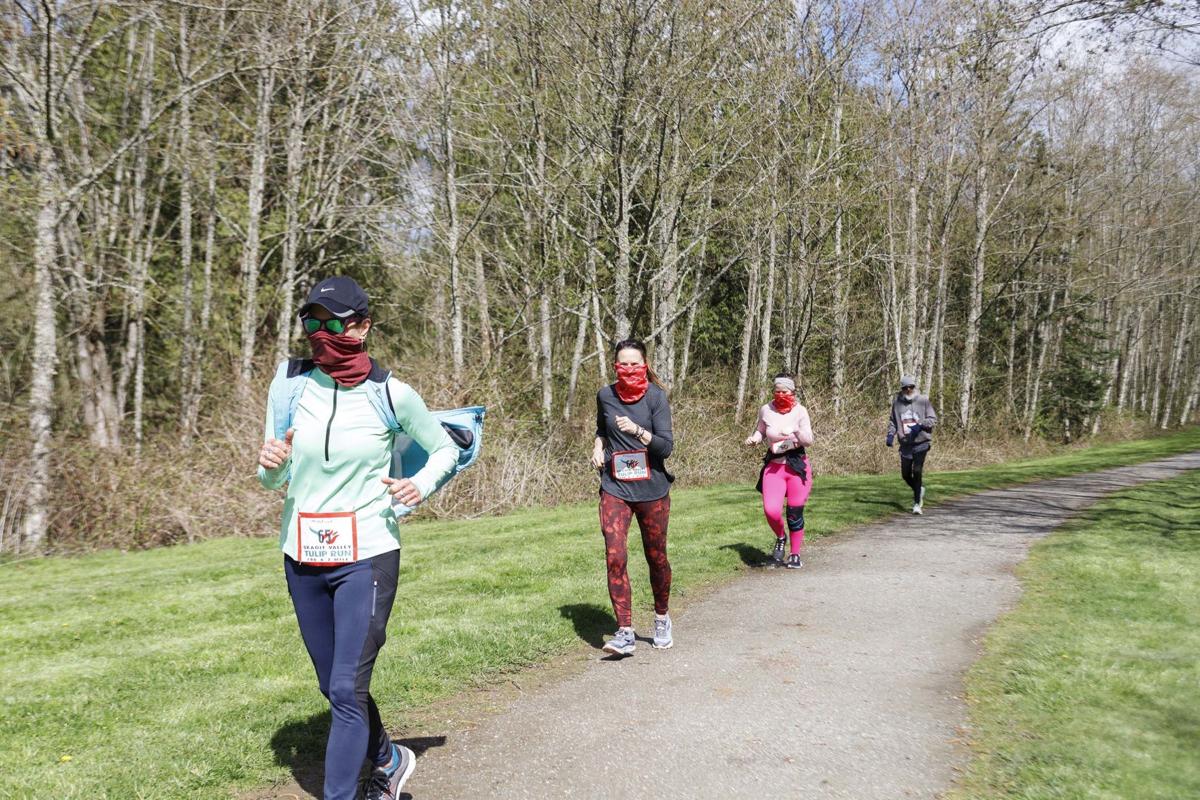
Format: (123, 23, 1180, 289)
(773, 390, 796, 414)
(308, 330, 372, 387)
(614, 363, 649, 403)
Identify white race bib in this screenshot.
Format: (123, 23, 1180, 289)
(612, 449, 651, 482)
(296, 511, 358, 565)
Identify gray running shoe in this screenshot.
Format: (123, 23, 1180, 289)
(361, 743, 415, 800)
(602, 627, 636, 655)
(771, 537, 787, 565)
(786, 553, 803, 570)
(652, 615, 673, 649)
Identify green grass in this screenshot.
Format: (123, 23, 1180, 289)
(950, 468, 1200, 800)
(2, 427, 1199, 799)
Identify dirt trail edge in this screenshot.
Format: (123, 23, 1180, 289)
(257, 452, 1200, 800)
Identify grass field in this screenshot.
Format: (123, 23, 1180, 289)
(2, 427, 1198, 799)
(951, 468, 1200, 800)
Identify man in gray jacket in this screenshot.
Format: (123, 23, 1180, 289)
(886, 375, 937, 514)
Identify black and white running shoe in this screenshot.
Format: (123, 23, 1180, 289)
(361, 743, 415, 800)
(771, 537, 787, 565)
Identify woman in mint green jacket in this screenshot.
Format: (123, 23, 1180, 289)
(257, 276, 457, 800)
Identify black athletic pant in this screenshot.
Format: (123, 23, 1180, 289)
(284, 551, 399, 800)
(900, 449, 928, 504)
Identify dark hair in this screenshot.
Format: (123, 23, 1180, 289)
(613, 338, 663, 387)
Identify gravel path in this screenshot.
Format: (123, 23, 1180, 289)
(251, 451, 1200, 799)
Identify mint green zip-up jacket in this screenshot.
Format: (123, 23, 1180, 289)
(258, 366, 457, 561)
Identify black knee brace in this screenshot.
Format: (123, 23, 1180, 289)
(786, 505, 805, 532)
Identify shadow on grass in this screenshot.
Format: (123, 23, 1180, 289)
(271, 711, 328, 797)
(719, 542, 772, 568)
(1078, 490, 1200, 545)
(271, 712, 447, 798)
(850, 496, 909, 513)
(559, 602, 613, 648)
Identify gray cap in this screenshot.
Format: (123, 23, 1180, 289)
(899, 375, 917, 389)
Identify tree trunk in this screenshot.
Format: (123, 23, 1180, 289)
(1117, 306, 1142, 411)
(904, 180, 919, 372)
(178, 8, 195, 436)
(960, 159, 988, 429)
(922, 166, 953, 395)
(25, 147, 61, 553)
(1179, 359, 1200, 426)
(676, 180, 713, 391)
(756, 196, 778, 387)
(735, 246, 761, 419)
(1161, 299, 1192, 428)
(587, 203, 608, 384)
(274, 53, 309, 365)
(442, 76, 464, 381)
(238, 55, 275, 396)
(1023, 289, 1057, 441)
(885, 193, 904, 374)
(564, 296, 590, 421)
(830, 99, 847, 415)
(184, 161, 217, 443)
(474, 248, 492, 362)
(614, 162, 633, 339)
(540, 282, 553, 421)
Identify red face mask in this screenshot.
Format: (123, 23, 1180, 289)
(773, 390, 796, 413)
(614, 363, 649, 403)
(308, 330, 372, 387)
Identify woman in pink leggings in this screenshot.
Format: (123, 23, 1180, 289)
(744, 373, 814, 569)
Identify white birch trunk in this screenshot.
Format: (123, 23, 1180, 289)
(540, 281, 553, 421)
(25, 147, 60, 552)
(184, 162, 217, 442)
(904, 181, 919, 372)
(756, 197, 778, 387)
(1161, 299, 1192, 428)
(442, 77, 464, 380)
(238, 55, 275, 395)
(1024, 289, 1057, 441)
(274, 65, 309, 364)
(1179, 360, 1200, 426)
(178, 9, 195, 435)
(564, 296, 590, 421)
(960, 160, 989, 429)
(831, 100, 847, 415)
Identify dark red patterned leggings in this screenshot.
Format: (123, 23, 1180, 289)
(599, 490, 672, 628)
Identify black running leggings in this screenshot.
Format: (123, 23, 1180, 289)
(901, 450, 927, 504)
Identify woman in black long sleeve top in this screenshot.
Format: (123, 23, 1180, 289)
(590, 338, 675, 655)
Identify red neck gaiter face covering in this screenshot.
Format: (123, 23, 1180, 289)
(309, 331, 372, 387)
(614, 363, 649, 403)
(773, 391, 796, 414)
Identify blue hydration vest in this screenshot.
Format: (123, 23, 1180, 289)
(269, 358, 485, 517)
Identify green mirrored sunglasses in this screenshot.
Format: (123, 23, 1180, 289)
(302, 316, 350, 335)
